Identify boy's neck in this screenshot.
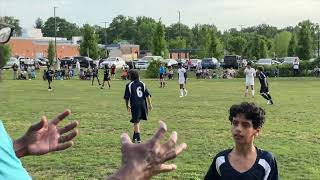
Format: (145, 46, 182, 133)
(233, 143, 256, 157)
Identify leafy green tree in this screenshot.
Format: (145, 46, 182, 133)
(166, 23, 192, 48)
(0, 16, 22, 36)
(34, 18, 44, 29)
(273, 31, 292, 57)
(288, 33, 298, 56)
(197, 26, 212, 58)
(227, 36, 247, 55)
(135, 16, 157, 50)
(0, 44, 11, 69)
(168, 37, 187, 49)
(146, 60, 161, 78)
(152, 21, 168, 58)
(297, 21, 313, 60)
(42, 17, 81, 39)
(108, 15, 137, 44)
(47, 41, 55, 66)
(79, 24, 99, 59)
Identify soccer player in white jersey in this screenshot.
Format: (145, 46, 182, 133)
(244, 62, 256, 98)
(178, 63, 188, 97)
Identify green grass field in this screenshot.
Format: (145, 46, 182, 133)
(0, 69, 320, 180)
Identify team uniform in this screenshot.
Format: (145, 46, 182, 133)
(178, 67, 187, 85)
(205, 148, 279, 180)
(159, 66, 166, 88)
(101, 67, 111, 89)
(178, 67, 188, 97)
(91, 67, 101, 86)
(258, 71, 273, 104)
(245, 68, 256, 86)
(124, 80, 151, 123)
(45, 69, 54, 91)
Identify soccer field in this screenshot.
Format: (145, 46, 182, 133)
(1, 73, 320, 179)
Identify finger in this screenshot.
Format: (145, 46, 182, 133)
(150, 121, 167, 145)
(58, 120, 79, 134)
(29, 116, 47, 131)
(51, 109, 71, 125)
(55, 141, 74, 151)
(163, 143, 187, 162)
(157, 164, 177, 173)
(120, 133, 132, 145)
(58, 130, 79, 143)
(161, 131, 177, 152)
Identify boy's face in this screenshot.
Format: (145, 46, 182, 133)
(231, 114, 260, 145)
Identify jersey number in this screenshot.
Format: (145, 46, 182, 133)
(136, 87, 143, 97)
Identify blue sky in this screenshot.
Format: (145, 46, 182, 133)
(1, 0, 320, 31)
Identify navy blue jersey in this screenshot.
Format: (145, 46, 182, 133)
(205, 148, 279, 180)
(92, 68, 98, 76)
(45, 70, 54, 79)
(104, 69, 110, 78)
(258, 72, 268, 87)
(124, 80, 151, 107)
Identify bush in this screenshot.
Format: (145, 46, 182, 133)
(0, 44, 11, 69)
(146, 60, 161, 78)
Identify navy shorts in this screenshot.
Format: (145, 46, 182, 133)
(260, 86, 269, 93)
(130, 106, 148, 123)
(104, 76, 110, 81)
(159, 73, 164, 79)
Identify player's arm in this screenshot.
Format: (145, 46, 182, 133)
(204, 157, 220, 180)
(125, 99, 130, 112)
(267, 156, 279, 180)
(124, 85, 131, 112)
(146, 96, 152, 111)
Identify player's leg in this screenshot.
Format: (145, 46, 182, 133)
(251, 85, 255, 97)
(179, 84, 184, 97)
(101, 80, 105, 89)
(133, 122, 141, 143)
(183, 83, 188, 96)
(107, 80, 111, 89)
(97, 76, 101, 85)
(245, 86, 249, 97)
(91, 76, 95, 85)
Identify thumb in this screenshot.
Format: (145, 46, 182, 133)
(29, 116, 47, 131)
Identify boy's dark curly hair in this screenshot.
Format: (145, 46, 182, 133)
(229, 102, 265, 129)
(128, 69, 139, 81)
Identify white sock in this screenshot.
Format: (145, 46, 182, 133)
(252, 90, 255, 96)
(184, 89, 187, 94)
(180, 89, 184, 96)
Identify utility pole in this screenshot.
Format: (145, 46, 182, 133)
(54, 6, 58, 64)
(178, 11, 181, 38)
(101, 21, 109, 58)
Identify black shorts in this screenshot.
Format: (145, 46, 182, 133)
(159, 73, 164, 79)
(111, 72, 115, 75)
(104, 76, 110, 81)
(130, 106, 148, 123)
(260, 86, 269, 93)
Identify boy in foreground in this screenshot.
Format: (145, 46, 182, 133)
(124, 70, 152, 143)
(205, 102, 278, 180)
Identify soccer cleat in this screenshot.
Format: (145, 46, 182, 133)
(179, 95, 183, 98)
(267, 101, 272, 105)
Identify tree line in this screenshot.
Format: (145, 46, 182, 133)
(1, 15, 319, 60)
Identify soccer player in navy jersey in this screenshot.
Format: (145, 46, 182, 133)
(45, 66, 54, 91)
(256, 66, 274, 105)
(101, 65, 111, 90)
(205, 102, 279, 180)
(91, 65, 101, 86)
(124, 70, 153, 143)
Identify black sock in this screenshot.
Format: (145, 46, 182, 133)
(133, 132, 137, 141)
(261, 93, 269, 100)
(267, 94, 272, 100)
(136, 133, 141, 142)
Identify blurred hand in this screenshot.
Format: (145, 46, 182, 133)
(14, 110, 79, 157)
(148, 105, 153, 111)
(108, 121, 187, 180)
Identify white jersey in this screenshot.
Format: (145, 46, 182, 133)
(244, 67, 256, 86)
(178, 68, 186, 84)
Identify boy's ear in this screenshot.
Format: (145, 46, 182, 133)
(255, 128, 261, 137)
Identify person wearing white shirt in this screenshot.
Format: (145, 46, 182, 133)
(244, 62, 256, 97)
(178, 63, 188, 97)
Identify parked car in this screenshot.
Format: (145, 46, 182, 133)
(223, 55, 242, 69)
(60, 57, 74, 67)
(201, 57, 218, 69)
(19, 57, 34, 65)
(35, 58, 48, 66)
(100, 57, 126, 69)
(2, 57, 19, 69)
(135, 60, 150, 69)
(282, 57, 300, 65)
(73, 56, 94, 68)
(256, 59, 281, 66)
(140, 56, 163, 62)
(189, 59, 202, 69)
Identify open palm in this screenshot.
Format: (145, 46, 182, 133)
(23, 110, 79, 156)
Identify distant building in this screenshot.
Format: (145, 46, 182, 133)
(106, 41, 139, 61)
(7, 28, 80, 59)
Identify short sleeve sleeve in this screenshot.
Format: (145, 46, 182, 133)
(124, 84, 130, 100)
(204, 157, 221, 180)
